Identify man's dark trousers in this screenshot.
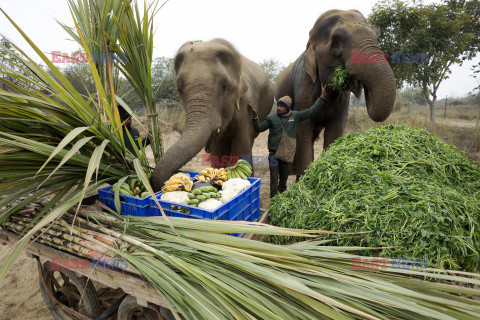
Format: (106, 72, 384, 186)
(268, 152, 291, 198)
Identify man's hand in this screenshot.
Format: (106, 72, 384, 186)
(321, 83, 328, 100)
(247, 104, 258, 118)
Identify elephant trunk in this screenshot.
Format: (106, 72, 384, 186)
(151, 106, 218, 191)
(346, 46, 396, 122)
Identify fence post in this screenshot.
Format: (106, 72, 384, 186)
(444, 96, 448, 119)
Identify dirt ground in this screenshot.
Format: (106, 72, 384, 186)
(1, 110, 478, 320)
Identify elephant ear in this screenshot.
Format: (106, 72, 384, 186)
(303, 43, 317, 83)
(235, 75, 248, 110)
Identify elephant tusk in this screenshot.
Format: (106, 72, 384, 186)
(217, 128, 220, 134)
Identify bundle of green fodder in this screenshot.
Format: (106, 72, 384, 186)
(268, 124, 480, 271)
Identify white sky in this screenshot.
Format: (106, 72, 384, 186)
(0, 0, 478, 98)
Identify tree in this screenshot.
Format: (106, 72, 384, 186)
(151, 57, 178, 104)
(369, 0, 480, 122)
(259, 58, 286, 86)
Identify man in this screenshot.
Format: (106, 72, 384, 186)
(248, 83, 327, 197)
(118, 103, 151, 154)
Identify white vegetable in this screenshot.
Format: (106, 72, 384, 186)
(160, 191, 190, 204)
(198, 198, 222, 210)
(219, 189, 238, 203)
(222, 178, 251, 194)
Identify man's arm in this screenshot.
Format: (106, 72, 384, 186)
(296, 97, 325, 122)
(252, 116, 272, 132)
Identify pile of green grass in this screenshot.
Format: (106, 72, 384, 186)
(268, 124, 480, 271)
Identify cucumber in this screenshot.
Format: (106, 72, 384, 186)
(119, 189, 134, 197)
(187, 193, 196, 199)
(204, 193, 211, 199)
(200, 186, 211, 193)
(196, 195, 206, 202)
(120, 183, 131, 191)
(192, 189, 202, 195)
(188, 199, 199, 205)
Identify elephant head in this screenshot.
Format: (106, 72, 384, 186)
(151, 38, 246, 191)
(303, 10, 396, 122)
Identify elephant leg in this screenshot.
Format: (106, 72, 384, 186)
(230, 133, 255, 173)
(323, 106, 349, 149)
(294, 120, 314, 181)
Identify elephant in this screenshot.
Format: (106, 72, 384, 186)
(151, 38, 274, 191)
(275, 9, 396, 180)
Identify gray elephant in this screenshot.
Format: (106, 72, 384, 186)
(275, 10, 396, 180)
(151, 38, 274, 191)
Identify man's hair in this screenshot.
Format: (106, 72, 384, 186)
(117, 102, 131, 122)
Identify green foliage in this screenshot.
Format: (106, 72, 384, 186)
(401, 87, 427, 106)
(267, 125, 480, 272)
(259, 58, 285, 85)
(369, 0, 480, 121)
(331, 65, 351, 91)
(152, 56, 177, 102)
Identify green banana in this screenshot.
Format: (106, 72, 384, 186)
(187, 193, 196, 199)
(120, 183, 131, 191)
(188, 199, 199, 205)
(196, 195, 206, 201)
(140, 191, 150, 198)
(237, 159, 252, 169)
(119, 189, 134, 197)
(237, 163, 252, 177)
(237, 169, 247, 180)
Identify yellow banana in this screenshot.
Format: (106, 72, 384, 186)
(164, 178, 187, 186)
(161, 183, 183, 193)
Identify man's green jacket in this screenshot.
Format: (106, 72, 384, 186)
(252, 97, 325, 152)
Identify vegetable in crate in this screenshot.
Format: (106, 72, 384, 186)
(112, 177, 149, 198)
(195, 167, 228, 188)
(187, 185, 220, 207)
(161, 173, 193, 193)
(267, 124, 480, 272)
(226, 159, 252, 180)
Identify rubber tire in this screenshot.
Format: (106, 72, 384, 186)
(117, 295, 175, 320)
(39, 260, 102, 319)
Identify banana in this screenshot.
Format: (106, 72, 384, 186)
(134, 187, 141, 195)
(237, 159, 252, 169)
(237, 168, 247, 180)
(161, 183, 183, 193)
(164, 178, 186, 186)
(199, 169, 209, 176)
(231, 169, 239, 179)
(217, 168, 226, 175)
(237, 163, 252, 177)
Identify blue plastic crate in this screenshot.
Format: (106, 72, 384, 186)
(150, 174, 261, 236)
(98, 184, 151, 216)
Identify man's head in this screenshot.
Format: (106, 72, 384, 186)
(277, 96, 292, 116)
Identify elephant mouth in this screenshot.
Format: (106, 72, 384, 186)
(205, 131, 218, 153)
(347, 78, 363, 99)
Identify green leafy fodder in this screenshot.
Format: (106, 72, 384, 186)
(268, 124, 480, 271)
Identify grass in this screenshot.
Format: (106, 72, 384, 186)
(347, 104, 480, 163)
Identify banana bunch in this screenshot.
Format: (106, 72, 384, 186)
(187, 185, 221, 207)
(161, 172, 193, 193)
(226, 159, 252, 180)
(195, 167, 228, 187)
(112, 178, 150, 198)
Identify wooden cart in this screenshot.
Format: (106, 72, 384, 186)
(0, 228, 175, 320)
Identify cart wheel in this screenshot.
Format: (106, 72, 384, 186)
(39, 260, 102, 319)
(117, 295, 175, 320)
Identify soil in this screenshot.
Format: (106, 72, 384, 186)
(0, 115, 477, 320)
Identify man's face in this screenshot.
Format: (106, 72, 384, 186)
(277, 104, 287, 114)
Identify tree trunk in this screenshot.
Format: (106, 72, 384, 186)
(428, 99, 436, 123)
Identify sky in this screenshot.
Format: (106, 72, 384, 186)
(0, 0, 478, 98)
